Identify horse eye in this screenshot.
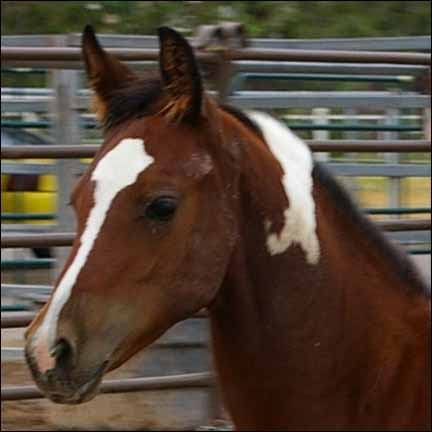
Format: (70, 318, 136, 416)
(145, 197, 177, 222)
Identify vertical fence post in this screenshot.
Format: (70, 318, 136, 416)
(312, 107, 329, 162)
(50, 36, 81, 276)
(344, 108, 360, 199)
(383, 108, 401, 216)
(423, 70, 431, 141)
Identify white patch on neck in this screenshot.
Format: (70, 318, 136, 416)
(247, 111, 320, 265)
(35, 138, 154, 354)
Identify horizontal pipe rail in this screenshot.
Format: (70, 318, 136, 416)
(1, 213, 55, 221)
(224, 48, 431, 65)
(1, 141, 430, 160)
(289, 123, 422, 132)
(1, 120, 51, 128)
(2, 119, 423, 132)
(1, 233, 75, 248)
(1, 120, 96, 129)
(229, 72, 417, 93)
(1, 47, 430, 65)
(0, 47, 215, 63)
(375, 219, 431, 231)
(1, 311, 36, 328)
(232, 73, 415, 85)
(2, 207, 430, 222)
(1, 258, 55, 270)
(229, 91, 430, 110)
(409, 249, 432, 255)
(1, 145, 99, 158)
(1, 341, 209, 361)
(1, 372, 214, 401)
(2, 220, 429, 249)
(1, 68, 46, 74)
(1, 310, 208, 329)
(2, 35, 430, 52)
(365, 207, 431, 215)
(1, 305, 31, 312)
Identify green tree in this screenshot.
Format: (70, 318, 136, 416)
(1, 1, 430, 37)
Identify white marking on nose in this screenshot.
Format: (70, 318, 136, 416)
(33, 138, 154, 358)
(247, 111, 320, 265)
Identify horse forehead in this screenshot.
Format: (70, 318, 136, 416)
(93, 137, 153, 184)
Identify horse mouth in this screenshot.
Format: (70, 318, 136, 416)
(60, 360, 109, 405)
(51, 362, 107, 405)
(30, 358, 110, 405)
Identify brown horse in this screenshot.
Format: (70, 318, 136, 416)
(25, 26, 430, 430)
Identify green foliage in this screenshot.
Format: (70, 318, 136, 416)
(1, 1, 430, 37)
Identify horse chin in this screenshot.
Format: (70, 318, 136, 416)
(65, 362, 107, 405)
(30, 358, 109, 405)
(48, 368, 104, 405)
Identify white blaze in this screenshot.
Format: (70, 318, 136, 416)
(247, 111, 320, 265)
(34, 138, 154, 356)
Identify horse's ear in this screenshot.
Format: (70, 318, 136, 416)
(158, 27, 202, 123)
(82, 25, 137, 121)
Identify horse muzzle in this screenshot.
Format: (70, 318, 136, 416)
(24, 338, 109, 404)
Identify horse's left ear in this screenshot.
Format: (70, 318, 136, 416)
(158, 27, 202, 123)
(82, 25, 137, 121)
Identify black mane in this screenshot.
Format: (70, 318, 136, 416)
(219, 104, 430, 298)
(102, 77, 264, 137)
(104, 76, 162, 130)
(313, 162, 430, 297)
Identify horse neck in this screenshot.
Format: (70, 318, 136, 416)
(208, 135, 430, 427)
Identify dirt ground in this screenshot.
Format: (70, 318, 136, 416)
(1, 361, 213, 431)
(1, 328, 213, 431)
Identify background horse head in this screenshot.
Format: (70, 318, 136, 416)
(25, 25, 241, 404)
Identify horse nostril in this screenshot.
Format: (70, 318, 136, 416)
(49, 339, 66, 358)
(50, 338, 75, 370)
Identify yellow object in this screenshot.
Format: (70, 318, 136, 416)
(1, 159, 57, 225)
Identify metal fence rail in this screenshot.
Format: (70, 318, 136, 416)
(229, 91, 430, 109)
(1, 213, 55, 221)
(1, 119, 424, 132)
(2, 46, 431, 65)
(365, 207, 431, 215)
(1, 259, 55, 270)
(2, 207, 430, 223)
(1, 311, 208, 329)
(1, 311, 36, 328)
(3, 34, 430, 51)
(4, 92, 426, 110)
(2, 220, 429, 249)
(1, 233, 74, 248)
(2, 372, 213, 401)
(377, 219, 431, 231)
(231, 72, 416, 88)
(1, 141, 431, 159)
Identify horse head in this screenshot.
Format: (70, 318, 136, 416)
(24, 26, 241, 404)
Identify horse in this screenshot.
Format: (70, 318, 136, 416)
(24, 26, 430, 430)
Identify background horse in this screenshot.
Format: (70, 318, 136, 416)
(25, 26, 430, 430)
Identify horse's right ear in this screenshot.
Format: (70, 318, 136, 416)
(158, 27, 202, 123)
(82, 25, 137, 121)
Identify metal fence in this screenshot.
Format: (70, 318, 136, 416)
(1, 30, 431, 427)
(2, 373, 213, 402)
